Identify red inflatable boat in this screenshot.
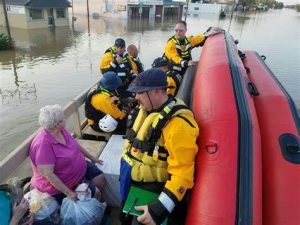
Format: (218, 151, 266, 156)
(180, 31, 300, 225)
(185, 32, 262, 225)
(243, 51, 300, 225)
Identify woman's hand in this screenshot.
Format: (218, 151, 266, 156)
(92, 157, 103, 165)
(67, 191, 78, 202)
(79, 144, 104, 165)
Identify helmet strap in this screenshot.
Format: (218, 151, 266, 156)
(146, 91, 154, 111)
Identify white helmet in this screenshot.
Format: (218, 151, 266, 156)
(98, 115, 118, 132)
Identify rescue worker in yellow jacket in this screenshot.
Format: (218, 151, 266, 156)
(164, 20, 222, 76)
(120, 68, 199, 225)
(152, 57, 182, 96)
(127, 44, 144, 75)
(100, 38, 135, 98)
(85, 71, 127, 134)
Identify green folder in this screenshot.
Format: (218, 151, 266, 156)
(123, 186, 168, 225)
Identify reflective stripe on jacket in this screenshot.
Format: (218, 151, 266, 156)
(99, 47, 134, 85)
(164, 35, 206, 71)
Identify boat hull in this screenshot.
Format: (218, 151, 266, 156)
(243, 51, 300, 225)
(186, 32, 262, 225)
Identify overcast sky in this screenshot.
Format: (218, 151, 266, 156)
(281, 0, 299, 4)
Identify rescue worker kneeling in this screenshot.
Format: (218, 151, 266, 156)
(152, 57, 182, 96)
(120, 68, 199, 225)
(85, 71, 128, 134)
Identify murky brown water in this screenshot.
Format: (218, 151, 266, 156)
(0, 8, 299, 160)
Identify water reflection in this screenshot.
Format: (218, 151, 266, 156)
(0, 26, 76, 108)
(0, 83, 37, 105)
(0, 27, 74, 68)
(73, 13, 181, 35)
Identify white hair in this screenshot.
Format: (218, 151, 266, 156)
(39, 104, 65, 130)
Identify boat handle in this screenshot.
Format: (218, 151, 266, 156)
(247, 81, 259, 96)
(287, 144, 300, 154)
(279, 133, 300, 164)
(206, 143, 218, 154)
(261, 55, 266, 60)
(245, 66, 250, 73)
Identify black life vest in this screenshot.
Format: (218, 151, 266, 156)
(167, 70, 182, 94)
(130, 56, 144, 74)
(84, 86, 113, 124)
(105, 47, 133, 83)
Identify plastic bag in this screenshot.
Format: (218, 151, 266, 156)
(24, 189, 59, 221)
(75, 183, 91, 201)
(60, 198, 106, 225)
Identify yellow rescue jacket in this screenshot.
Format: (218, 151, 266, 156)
(164, 35, 206, 73)
(85, 87, 126, 125)
(129, 55, 144, 75)
(122, 97, 199, 201)
(166, 70, 182, 95)
(99, 47, 135, 85)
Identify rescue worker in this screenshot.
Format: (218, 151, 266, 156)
(120, 68, 199, 225)
(152, 57, 182, 96)
(85, 71, 127, 134)
(127, 44, 144, 74)
(100, 38, 135, 98)
(164, 20, 222, 76)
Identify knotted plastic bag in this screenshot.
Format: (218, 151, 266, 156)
(60, 198, 106, 225)
(24, 189, 60, 222)
(75, 183, 91, 201)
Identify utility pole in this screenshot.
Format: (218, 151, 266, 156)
(86, 0, 90, 17)
(184, 0, 189, 21)
(2, 0, 12, 46)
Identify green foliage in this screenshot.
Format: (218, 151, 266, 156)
(274, 2, 284, 8)
(296, 4, 300, 12)
(239, 0, 256, 7)
(0, 32, 12, 50)
(257, 0, 275, 7)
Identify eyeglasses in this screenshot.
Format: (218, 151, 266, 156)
(175, 29, 184, 32)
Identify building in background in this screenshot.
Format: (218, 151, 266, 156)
(0, 0, 71, 29)
(99, 0, 185, 20)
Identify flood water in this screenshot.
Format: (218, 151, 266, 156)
(0, 8, 299, 160)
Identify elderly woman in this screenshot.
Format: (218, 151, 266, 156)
(29, 104, 104, 204)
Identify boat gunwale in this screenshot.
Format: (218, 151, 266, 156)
(225, 32, 254, 225)
(0, 82, 98, 184)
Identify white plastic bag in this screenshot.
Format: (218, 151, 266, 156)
(60, 198, 106, 225)
(24, 189, 59, 221)
(75, 183, 91, 201)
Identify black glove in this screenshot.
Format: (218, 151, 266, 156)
(122, 97, 138, 108)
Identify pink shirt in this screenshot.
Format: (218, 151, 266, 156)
(30, 128, 87, 195)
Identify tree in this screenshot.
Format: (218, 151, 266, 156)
(0, 33, 12, 50)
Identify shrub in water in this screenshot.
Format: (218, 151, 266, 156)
(0, 33, 12, 50)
